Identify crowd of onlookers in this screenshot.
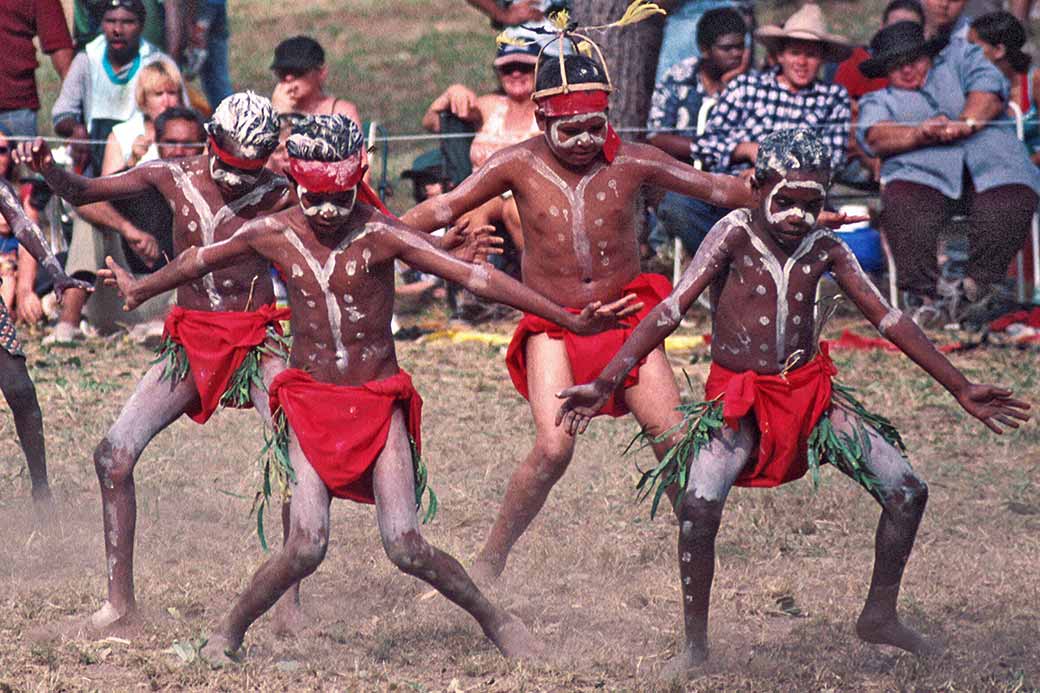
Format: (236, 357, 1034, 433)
(2, 0, 1039, 345)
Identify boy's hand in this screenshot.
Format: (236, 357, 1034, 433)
(123, 227, 159, 266)
(14, 138, 56, 174)
(442, 219, 504, 263)
(568, 294, 644, 336)
(97, 256, 142, 311)
(955, 383, 1031, 433)
(555, 381, 612, 435)
(52, 273, 95, 303)
(818, 210, 870, 228)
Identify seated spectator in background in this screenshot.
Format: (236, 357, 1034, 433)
(832, 0, 926, 187)
(0, 125, 30, 313)
(103, 58, 184, 172)
(689, 4, 852, 246)
(858, 21, 1040, 328)
(397, 150, 452, 312)
(0, 0, 74, 139)
(463, 0, 569, 28)
(646, 6, 748, 254)
(654, 0, 755, 83)
(73, 0, 185, 63)
(269, 36, 361, 123)
(923, 0, 971, 39)
(970, 10, 1040, 163)
(53, 0, 173, 175)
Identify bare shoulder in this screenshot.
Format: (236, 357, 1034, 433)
(708, 208, 754, 248)
(332, 98, 361, 122)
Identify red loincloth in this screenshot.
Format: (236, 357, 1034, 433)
(267, 368, 423, 504)
(705, 344, 837, 488)
(505, 273, 672, 418)
(163, 303, 290, 424)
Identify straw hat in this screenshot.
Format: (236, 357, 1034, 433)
(755, 3, 853, 63)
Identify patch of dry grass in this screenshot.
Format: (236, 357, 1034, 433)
(0, 315, 1036, 692)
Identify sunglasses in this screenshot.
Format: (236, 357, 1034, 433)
(497, 63, 536, 75)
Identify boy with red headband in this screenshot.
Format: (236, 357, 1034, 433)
(401, 41, 771, 581)
(16, 91, 305, 632)
(557, 128, 1031, 678)
(99, 113, 636, 664)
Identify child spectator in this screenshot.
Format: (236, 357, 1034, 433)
(269, 36, 362, 124)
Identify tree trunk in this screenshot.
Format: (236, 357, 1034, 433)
(571, 0, 665, 135)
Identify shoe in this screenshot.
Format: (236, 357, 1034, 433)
(42, 322, 84, 345)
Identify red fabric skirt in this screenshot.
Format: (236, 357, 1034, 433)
(705, 344, 837, 488)
(505, 273, 672, 418)
(268, 368, 423, 504)
(164, 303, 290, 424)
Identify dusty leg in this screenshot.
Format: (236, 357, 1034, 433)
(623, 347, 685, 509)
(827, 408, 935, 655)
(201, 431, 330, 667)
(248, 353, 307, 637)
(376, 407, 541, 659)
(472, 334, 577, 581)
(659, 418, 754, 680)
(0, 350, 50, 502)
(90, 362, 201, 629)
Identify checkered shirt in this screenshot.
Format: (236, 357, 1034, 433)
(692, 67, 851, 175)
(647, 56, 710, 142)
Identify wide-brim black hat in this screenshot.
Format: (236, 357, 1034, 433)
(860, 21, 947, 79)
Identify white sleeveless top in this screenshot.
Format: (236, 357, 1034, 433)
(110, 113, 159, 166)
(83, 35, 164, 128)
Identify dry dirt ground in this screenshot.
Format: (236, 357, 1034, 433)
(0, 316, 1037, 692)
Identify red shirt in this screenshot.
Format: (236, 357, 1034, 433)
(0, 0, 74, 111)
(833, 46, 889, 100)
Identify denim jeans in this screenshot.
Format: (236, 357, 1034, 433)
(199, 2, 233, 108)
(651, 191, 728, 256)
(0, 109, 38, 139)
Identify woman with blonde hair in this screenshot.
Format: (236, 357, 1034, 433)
(102, 57, 185, 173)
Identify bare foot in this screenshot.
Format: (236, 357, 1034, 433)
(856, 612, 939, 656)
(200, 634, 239, 669)
(657, 643, 709, 682)
(485, 612, 543, 660)
(28, 602, 136, 643)
(90, 601, 128, 631)
(271, 595, 307, 638)
(470, 552, 505, 585)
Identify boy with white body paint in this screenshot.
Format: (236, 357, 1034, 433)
(15, 92, 312, 633)
(100, 114, 637, 665)
(402, 47, 864, 582)
(557, 128, 1032, 679)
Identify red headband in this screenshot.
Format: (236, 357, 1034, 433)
(289, 154, 366, 194)
(536, 90, 610, 117)
(208, 136, 268, 171)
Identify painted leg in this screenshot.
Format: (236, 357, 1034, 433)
(0, 350, 50, 502)
(247, 352, 307, 638)
(828, 408, 935, 655)
(473, 334, 577, 581)
(376, 407, 541, 659)
(660, 419, 754, 681)
(91, 362, 201, 629)
(623, 347, 685, 509)
(200, 432, 330, 667)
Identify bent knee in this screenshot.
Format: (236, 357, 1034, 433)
(1, 372, 39, 410)
(883, 474, 928, 515)
(383, 530, 432, 576)
(677, 494, 725, 540)
(93, 438, 135, 487)
(285, 529, 328, 575)
(531, 436, 575, 477)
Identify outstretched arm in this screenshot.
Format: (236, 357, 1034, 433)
(391, 224, 640, 335)
(556, 219, 739, 434)
(15, 138, 163, 205)
(831, 241, 1030, 433)
(100, 216, 270, 310)
(635, 143, 753, 209)
(401, 148, 516, 233)
(0, 178, 93, 301)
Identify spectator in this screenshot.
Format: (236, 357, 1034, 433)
(858, 21, 1040, 327)
(0, 0, 74, 139)
(463, 0, 570, 28)
(655, 1, 755, 82)
(269, 36, 361, 123)
(184, 0, 233, 109)
(646, 6, 748, 254)
(73, 0, 185, 62)
(0, 125, 30, 314)
(53, 0, 174, 174)
(397, 150, 451, 312)
(103, 58, 184, 171)
(923, 0, 971, 38)
(969, 10, 1040, 162)
(689, 4, 852, 247)
(153, 105, 205, 159)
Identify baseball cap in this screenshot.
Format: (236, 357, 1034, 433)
(493, 22, 553, 67)
(271, 36, 326, 74)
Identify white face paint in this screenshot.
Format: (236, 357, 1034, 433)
(546, 112, 608, 152)
(209, 155, 261, 189)
(764, 179, 826, 227)
(298, 184, 356, 221)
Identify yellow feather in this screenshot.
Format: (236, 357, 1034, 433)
(495, 31, 530, 47)
(611, 0, 666, 28)
(549, 8, 571, 31)
(577, 40, 593, 57)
